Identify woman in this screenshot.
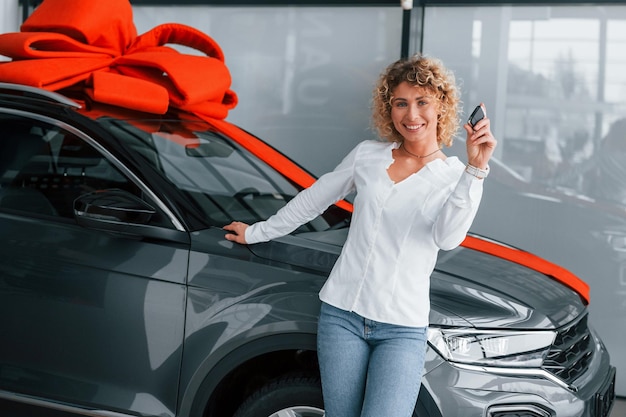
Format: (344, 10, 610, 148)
(224, 54, 496, 417)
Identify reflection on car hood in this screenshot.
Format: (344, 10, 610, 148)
(432, 247, 585, 329)
(256, 229, 585, 330)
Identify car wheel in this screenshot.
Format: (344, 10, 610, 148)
(233, 375, 324, 417)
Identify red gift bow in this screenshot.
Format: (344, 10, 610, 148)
(0, 0, 237, 118)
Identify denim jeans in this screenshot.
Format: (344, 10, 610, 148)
(317, 302, 428, 417)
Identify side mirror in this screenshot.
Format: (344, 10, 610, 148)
(74, 189, 155, 224)
(73, 189, 188, 243)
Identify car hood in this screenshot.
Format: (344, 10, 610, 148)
(430, 246, 585, 329)
(249, 229, 586, 330)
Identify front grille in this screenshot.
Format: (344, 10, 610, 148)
(488, 404, 551, 417)
(542, 314, 593, 384)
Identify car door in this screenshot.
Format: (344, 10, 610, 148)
(0, 113, 188, 417)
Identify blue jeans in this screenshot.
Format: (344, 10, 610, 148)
(317, 302, 428, 417)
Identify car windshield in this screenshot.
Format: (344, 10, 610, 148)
(96, 116, 350, 231)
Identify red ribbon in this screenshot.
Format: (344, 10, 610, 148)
(0, 0, 237, 118)
(462, 235, 590, 304)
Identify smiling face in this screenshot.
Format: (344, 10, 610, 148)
(390, 82, 440, 145)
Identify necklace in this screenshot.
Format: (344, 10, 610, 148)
(401, 143, 441, 159)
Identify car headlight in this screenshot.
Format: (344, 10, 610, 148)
(427, 328, 556, 367)
(596, 229, 626, 252)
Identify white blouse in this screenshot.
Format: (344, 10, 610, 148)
(245, 140, 484, 327)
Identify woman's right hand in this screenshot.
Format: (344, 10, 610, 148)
(223, 221, 249, 244)
(463, 103, 497, 169)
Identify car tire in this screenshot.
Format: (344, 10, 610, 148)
(233, 375, 324, 417)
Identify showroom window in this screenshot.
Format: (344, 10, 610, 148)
(420, 3, 626, 397)
(132, 5, 403, 176)
(422, 5, 625, 189)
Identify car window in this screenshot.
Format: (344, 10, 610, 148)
(98, 117, 349, 230)
(0, 114, 169, 227)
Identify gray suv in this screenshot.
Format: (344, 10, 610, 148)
(0, 83, 616, 417)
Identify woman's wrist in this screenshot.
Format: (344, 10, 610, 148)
(465, 164, 489, 179)
(467, 159, 488, 170)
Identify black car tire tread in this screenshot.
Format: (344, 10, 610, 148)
(233, 375, 323, 417)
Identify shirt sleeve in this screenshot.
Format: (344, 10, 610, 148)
(245, 143, 360, 244)
(432, 169, 484, 250)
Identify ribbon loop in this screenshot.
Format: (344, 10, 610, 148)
(129, 23, 225, 61)
(87, 72, 170, 114)
(21, 0, 136, 55)
(0, 32, 115, 60)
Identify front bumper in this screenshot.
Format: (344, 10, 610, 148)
(420, 329, 616, 417)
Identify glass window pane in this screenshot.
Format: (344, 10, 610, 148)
(422, 4, 626, 396)
(133, 5, 402, 176)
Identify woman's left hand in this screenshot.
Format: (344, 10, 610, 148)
(463, 103, 497, 169)
(223, 221, 249, 244)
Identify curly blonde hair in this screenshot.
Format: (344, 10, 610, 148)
(371, 54, 461, 147)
